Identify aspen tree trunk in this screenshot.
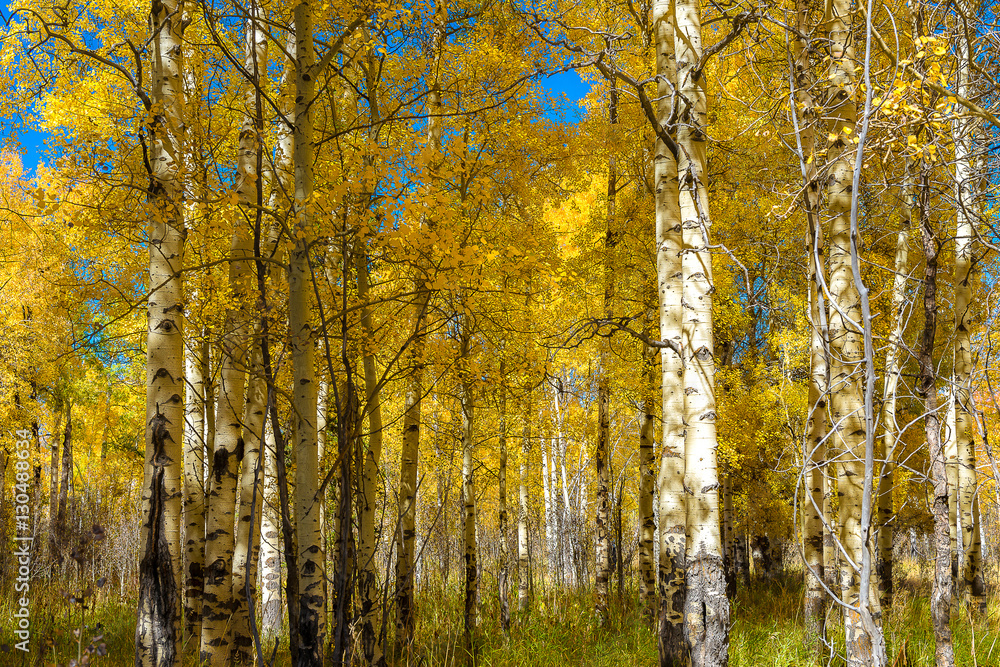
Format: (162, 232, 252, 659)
(260, 423, 282, 637)
(594, 74, 617, 627)
(184, 338, 208, 645)
(542, 439, 554, 581)
(395, 1, 445, 649)
(823, 0, 881, 660)
(291, 4, 325, 663)
(136, 0, 187, 661)
(498, 380, 511, 634)
(56, 404, 72, 543)
(639, 283, 658, 619)
(227, 11, 268, 662)
(518, 389, 532, 614)
(652, 0, 687, 661)
(915, 166, 956, 666)
(355, 40, 387, 666)
(199, 28, 261, 663)
(230, 341, 266, 665)
(945, 394, 959, 596)
(792, 0, 827, 643)
(674, 0, 728, 660)
(876, 196, 910, 614)
(459, 334, 479, 648)
(952, 25, 985, 607)
(316, 379, 330, 642)
(259, 30, 295, 642)
(722, 474, 735, 599)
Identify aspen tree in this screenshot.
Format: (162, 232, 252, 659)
(594, 71, 617, 627)
(355, 37, 387, 665)
(639, 282, 658, 618)
(951, 15, 985, 608)
(876, 188, 910, 615)
(458, 319, 479, 646)
(136, 0, 187, 662)
(914, 150, 955, 666)
(652, 0, 687, 661)
(291, 2, 324, 663)
(183, 338, 208, 644)
(228, 9, 268, 661)
(259, 26, 295, 642)
(498, 374, 511, 633)
(259, 423, 282, 638)
(518, 386, 533, 614)
(674, 0, 729, 659)
(945, 393, 959, 593)
(822, 0, 883, 659)
(198, 7, 263, 659)
(792, 0, 827, 641)
(396, 0, 445, 648)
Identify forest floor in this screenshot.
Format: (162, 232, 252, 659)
(2, 561, 997, 666)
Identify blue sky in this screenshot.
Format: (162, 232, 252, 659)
(7, 68, 591, 178)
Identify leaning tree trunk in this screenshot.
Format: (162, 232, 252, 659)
(290, 4, 324, 664)
(914, 160, 955, 667)
(674, 0, 729, 661)
(652, 0, 687, 662)
(136, 0, 187, 662)
(594, 72, 618, 627)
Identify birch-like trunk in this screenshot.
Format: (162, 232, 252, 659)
(951, 23, 985, 608)
(230, 340, 266, 665)
(498, 381, 511, 633)
(355, 39, 387, 665)
(823, 0, 879, 660)
(652, 0, 687, 661)
(945, 392, 959, 597)
(259, 30, 295, 642)
(915, 164, 955, 666)
(594, 74, 617, 627)
(136, 0, 186, 662)
(792, 0, 827, 643)
(639, 284, 658, 618)
(459, 342, 479, 647)
(56, 404, 72, 546)
(199, 19, 261, 659)
(291, 4, 324, 663)
(228, 10, 268, 662)
(260, 422, 282, 637)
(675, 0, 728, 659)
(876, 196, 910, 614)
(183, 338, 208, 645)
(518, 389, 532, 614)
(395, 2, 445, 649)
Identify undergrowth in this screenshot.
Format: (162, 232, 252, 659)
(2, 563, 996, 666)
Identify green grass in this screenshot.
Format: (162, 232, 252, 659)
(1, 565, 996, 666)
